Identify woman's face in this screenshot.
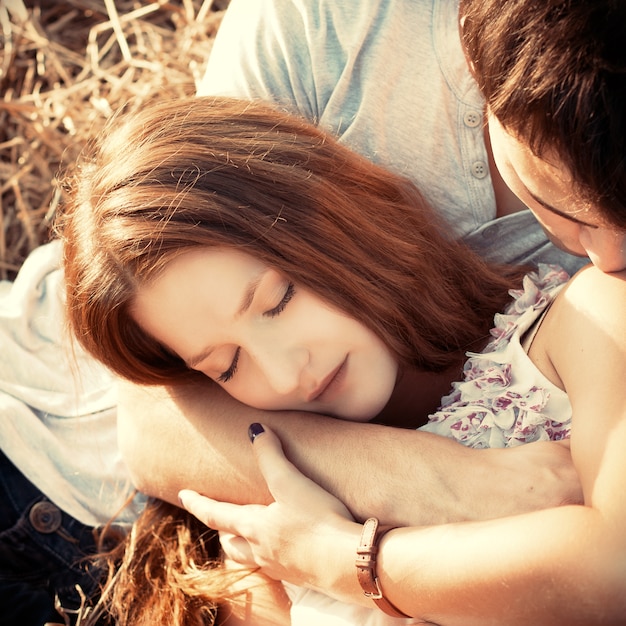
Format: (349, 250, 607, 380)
(131, 247, 399, 421)
(487, 112, 626, 273)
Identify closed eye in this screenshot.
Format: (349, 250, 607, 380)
(217, 347, 240, 383)
(264, 282, 295, 318)
(217, 281, 295, 384)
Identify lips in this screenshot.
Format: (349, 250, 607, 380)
(308, 357, 347, 403)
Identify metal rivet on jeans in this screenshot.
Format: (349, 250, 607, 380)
(29, 501, 62, 533)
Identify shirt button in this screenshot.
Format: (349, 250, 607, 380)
(29, 501, 62, 533)
(482, 224, 500, 238)
(471, 161, 488, 179)
(463, 110, 482, 128)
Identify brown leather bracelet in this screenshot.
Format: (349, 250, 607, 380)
(355, 517, 410, 618)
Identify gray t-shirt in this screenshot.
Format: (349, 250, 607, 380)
(198, 0, 586, 274)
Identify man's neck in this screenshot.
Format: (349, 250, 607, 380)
(484, 124, 529, 218)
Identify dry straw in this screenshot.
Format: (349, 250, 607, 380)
(0, 0, 228, 280)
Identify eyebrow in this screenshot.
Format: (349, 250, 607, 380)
(184, 270, 266, 370)
(525, 187, 598, 228)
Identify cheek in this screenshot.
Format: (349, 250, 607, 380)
(217, 379, 264, 410)
(218, 369, 290, 412)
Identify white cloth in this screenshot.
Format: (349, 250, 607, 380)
(0, 241, 139, 526)
(286, 583, 421, 626)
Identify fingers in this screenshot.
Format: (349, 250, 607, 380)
(248, 424, 307, 501)
(178, 489, 259, 535)
(220, 531, 255, 565)
(178, 424, 303, 535)
(250, 423, 354, 520)
(180, 423, 354, 544)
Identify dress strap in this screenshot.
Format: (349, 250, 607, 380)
(521, 302, 553, 353)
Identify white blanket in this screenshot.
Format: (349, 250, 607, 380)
(0, 241, 139, 526)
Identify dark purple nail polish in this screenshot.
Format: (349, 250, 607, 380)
(248, 422, 265, 443)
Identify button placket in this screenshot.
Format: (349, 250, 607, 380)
(459, 103, 493, 228)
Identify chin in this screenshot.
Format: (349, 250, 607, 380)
(342, 396, 392, 423)
(344, 412, 378, 423)
(589, 258, 626, 274)
(329, 408, 377, 423)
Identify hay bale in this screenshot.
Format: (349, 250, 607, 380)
(0, 0, 229, 280)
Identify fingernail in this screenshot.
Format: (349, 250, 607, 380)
(248, 422, 265, 443)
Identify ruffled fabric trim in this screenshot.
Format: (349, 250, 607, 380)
(423, 264, 572, 449)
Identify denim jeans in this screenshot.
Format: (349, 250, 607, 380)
(0, 450, 113, 626)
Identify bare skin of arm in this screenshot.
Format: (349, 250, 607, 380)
(118, 373, 581, 528)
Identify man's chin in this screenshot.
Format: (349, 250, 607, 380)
(587, 254, 626, 274)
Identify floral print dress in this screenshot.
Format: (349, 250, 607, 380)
(422, 264, 572, 447)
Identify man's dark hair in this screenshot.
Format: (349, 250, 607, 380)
(461, 0, 626, 228)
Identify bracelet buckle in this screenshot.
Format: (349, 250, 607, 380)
(363, 576, 384, 600)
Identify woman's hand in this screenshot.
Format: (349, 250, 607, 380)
(178, 423, 361, 589)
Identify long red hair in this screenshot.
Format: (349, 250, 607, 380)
(59, 96, 522, 385)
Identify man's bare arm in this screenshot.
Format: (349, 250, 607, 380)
(117, 380, 581, 527)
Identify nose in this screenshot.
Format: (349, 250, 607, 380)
(250, 341, 310, 396)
